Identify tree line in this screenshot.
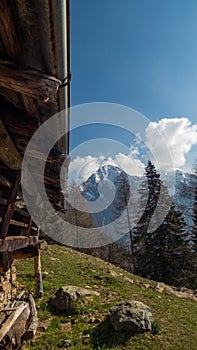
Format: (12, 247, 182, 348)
(66, 161, 197, 289)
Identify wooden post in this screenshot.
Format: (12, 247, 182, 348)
(0, 120, 22, 170)
(2, 251, 13, 273)
(0, 170, 21, 239)
(26, 293, 38, 338)
(34, 247, 43, 298)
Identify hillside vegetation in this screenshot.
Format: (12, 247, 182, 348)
(16, 244, 197, 350)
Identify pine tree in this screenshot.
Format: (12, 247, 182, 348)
(149, 203, 193, 286)
(133, 161, 194, 287)
(189, 164, 197, 288)
(133, 160, 161, 275)
(191, 165, 197, 254)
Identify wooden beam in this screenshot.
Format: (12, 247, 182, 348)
(26, 217, 33, 237)
(9, 219, 28, 228)
(14, 205, 29, 218)
(0, 236, 38, 252)
(0, 171, 21, 239)
(0, 120, 22, 169)
(26, 293, 38, 337)
(34, 248, 43, 298)
(0, 174, 12, 188)
(11, 245, 38, 260)
(0, 1, 21, 59)
(0, 62, 61, 101)
(0, 308, 17, 313)
(0, 302, 28, 342)
(2, 251, 12, 273)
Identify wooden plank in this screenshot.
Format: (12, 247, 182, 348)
(0, 171, 21, 239)
(10, 291, 25, 309)
(9, 220, 28, 228)
(14, 205, 29, 218)
(22, 95, 41, 119)
(26, 293, 38, 337)
(11, 245, 38, 260)
(0, 308, 17, 313)
(0, 302, 27, 342)
(34, 248, 43, 298)
(0, 236, 38, 252)
(0, 174, 12, 188)
(0, 0, 21, 59)
(26, 217, 33, 237)
(0, 120, 22, 169)
(2, 251, 12, 272)
(0, 62, 61, 101)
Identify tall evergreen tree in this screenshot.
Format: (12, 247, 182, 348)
(148, 203, 194, 286)
(191, 164, 197, 254)
(133, 160, 161, 274)
(133, 161, 194, 287)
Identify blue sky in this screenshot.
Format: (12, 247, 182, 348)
(69, 0, 197, 182)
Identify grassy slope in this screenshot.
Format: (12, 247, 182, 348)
(16, 244, 197, 350)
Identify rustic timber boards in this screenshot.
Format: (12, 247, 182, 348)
(0, 0, 70, 306)
(0, 120, 22, 170)
(0, 62, 61, 102)
(0, 236, 38, 252)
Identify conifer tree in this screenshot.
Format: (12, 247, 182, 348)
(133, 161, 194, 287)
(149, 203, 194, 286)
(191, 164, 197, 255)
(133, 160, 161, 275)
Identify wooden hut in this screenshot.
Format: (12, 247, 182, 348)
(0, 0, 70, 300)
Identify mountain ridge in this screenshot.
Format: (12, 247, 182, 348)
(79, 164, 196, 232)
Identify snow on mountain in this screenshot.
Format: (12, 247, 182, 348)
(79, 165, 196, 232)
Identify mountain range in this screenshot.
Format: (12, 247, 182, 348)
(79, 165, 196, 235)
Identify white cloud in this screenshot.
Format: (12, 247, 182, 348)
(113, 151, 145, 177)
(68, 149, 145, 185)
(68, 155, 103, 184)
(146, 117, 197, 170)
(68, 117, 197, 184)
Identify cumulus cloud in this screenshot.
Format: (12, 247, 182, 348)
(146, 117, 197, 170)
(68, 148, 145, 184)
(114, 151, 145, 177)
(68, 155, 103, 184)
(68, 117, 197, 184)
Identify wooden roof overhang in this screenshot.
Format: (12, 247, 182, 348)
(0, 0, 70, 275)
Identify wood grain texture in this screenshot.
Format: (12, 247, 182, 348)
(0, 170, 21, 239)
(0, 236, 38, 252)
(0, 302, 28, 342)
(0, 62, 61, 101)
(0, 119, 22, 169)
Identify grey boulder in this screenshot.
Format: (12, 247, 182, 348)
(110, 300, 153, 333)
(49, 285, 99, 311)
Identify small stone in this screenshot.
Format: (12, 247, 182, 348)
(139, 282, 150, 289)
(164, 286, 177, 296)
(62, 339, 71, 347)
(123, 276, 134, 283)
(61, 322, 72, 332)
(155, 283, 165, 293)
(42, 271, 48, 275)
